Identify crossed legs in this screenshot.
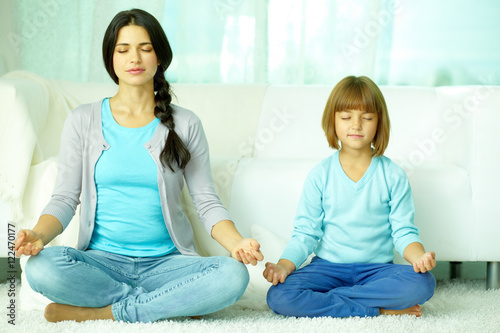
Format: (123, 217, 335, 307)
(25, 246, 249, 323)
(267, 257, 436, 318)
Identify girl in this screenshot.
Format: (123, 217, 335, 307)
(263, 76, 436, 318)
(14, 9, 262, 323)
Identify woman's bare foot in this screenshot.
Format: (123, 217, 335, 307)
(44, 303, 114, 322)
(380, 305, 422, 317)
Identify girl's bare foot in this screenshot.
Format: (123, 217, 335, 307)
(44, 303, 114, 322)
(380, 305, 422, 317)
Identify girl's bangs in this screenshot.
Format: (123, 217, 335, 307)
(334, 84, 377, 113)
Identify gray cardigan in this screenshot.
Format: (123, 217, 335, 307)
(42, 99, 231, 256)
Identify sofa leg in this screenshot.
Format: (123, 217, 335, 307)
(449, 261, 462, 279)
(486, 262, 500, 289)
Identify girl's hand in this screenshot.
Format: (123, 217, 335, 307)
(231, 238, 264, 266)
(412, 251, 436, 273)
(263, 262, 292, 285)
(14, 229, 45, 257)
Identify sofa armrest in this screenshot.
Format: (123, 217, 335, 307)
(470, 86, 500, 260)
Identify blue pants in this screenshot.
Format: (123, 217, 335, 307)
(267, 257, 436, 318)
(25, 246, 249, 323)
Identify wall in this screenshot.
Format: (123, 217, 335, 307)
(0, 0, 21, 75)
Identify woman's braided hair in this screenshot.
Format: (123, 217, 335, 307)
(103, 9, 190, 171)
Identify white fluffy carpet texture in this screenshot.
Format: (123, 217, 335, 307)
(2, 279, 499, 333)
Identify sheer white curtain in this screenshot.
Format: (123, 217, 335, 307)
(12, 0, 500, 85)
(162, 0, 269, 84)
(14, 0, 164, 83)
(13, 0, 394, 84)
(388, 0, 500, 86)
(267, 0, 395, 84)
(163, 0, 395, 84)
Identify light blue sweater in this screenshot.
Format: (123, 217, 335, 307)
(281, 151, 422, 269)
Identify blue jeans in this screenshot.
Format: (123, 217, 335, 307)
(25, 246, 249, 323)
(267, 257, 436, 318)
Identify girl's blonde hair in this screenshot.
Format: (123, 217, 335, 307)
(321, 75, 390, 156)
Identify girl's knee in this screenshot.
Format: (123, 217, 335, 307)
(266, 284, 282, 313)
(415, 271, 436, 303)
(266, 282, 300, 316)
(399, 270, 436, 305)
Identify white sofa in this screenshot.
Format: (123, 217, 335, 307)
(1, 71, 499, 311)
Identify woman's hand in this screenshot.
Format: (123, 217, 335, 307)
(211, 220, 264, 265)
(14, 229, 45, 257)
(231, 238, 264, 266)
(263, 259, 296, 285)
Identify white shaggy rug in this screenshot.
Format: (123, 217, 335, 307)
(1, 279, 499, 333)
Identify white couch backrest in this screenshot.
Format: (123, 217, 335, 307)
(171, 84, 268, 157)
(52, 79, 118, 106)
(51, 80, 271, 159)
(433, 86, 490, 176)
(382, 87, 440, 163)
(253, 85, 445, 164)
(253, 85, 333, 159)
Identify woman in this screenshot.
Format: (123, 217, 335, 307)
(14, 8, 263, 323)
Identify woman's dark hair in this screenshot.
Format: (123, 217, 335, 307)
(102, 9, 190, 171)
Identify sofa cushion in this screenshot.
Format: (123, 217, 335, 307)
(229, 158, 322, 239)
(404, 162, 473, 261)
